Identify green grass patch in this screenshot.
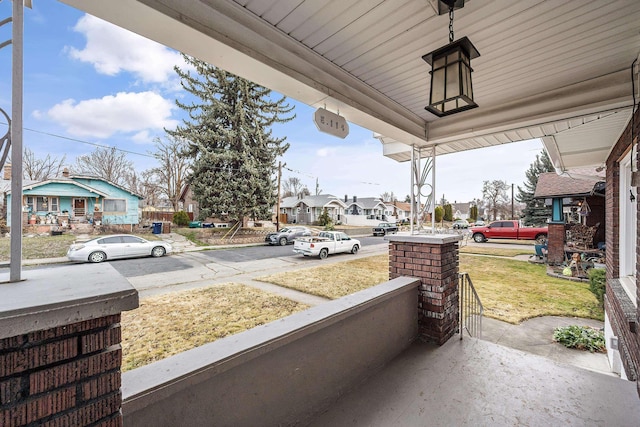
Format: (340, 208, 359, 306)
(460, 255, 603, 324)
(459, 246, 532, 257)
(258, 253, 603, 325)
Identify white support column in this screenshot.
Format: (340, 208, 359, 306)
(9, 0, 24, 282)
(410, 146, 436, 234)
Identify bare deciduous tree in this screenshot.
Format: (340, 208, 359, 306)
(23, 148, 66, 181)
(482, 180, 509, 221)
(149, 136, 191, 211)
(124, 169, 162, 209)
(380, 191, 397, 202)
(73, 146, 134, 187)
(282, 176, 309, 198)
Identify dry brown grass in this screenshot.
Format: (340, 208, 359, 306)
(120, 283, 308, 371)
(257, 255, 390, 299)
(117, 251, 603, 371)
(0, 234, 77, 261)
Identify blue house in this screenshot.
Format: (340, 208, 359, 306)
(6, 169, 143, 229)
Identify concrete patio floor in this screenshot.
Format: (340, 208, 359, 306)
(308, 338, 640, 426)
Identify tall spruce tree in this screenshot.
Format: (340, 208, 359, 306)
(168, 55, 295, 222)
(516, 150, 554, 226)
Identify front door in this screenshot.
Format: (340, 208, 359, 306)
(73, 198, 86, 218)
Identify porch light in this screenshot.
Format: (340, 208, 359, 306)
(422, 0, 480, 117)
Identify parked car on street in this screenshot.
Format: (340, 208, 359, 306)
(372, 222, 398, 236)
(293, 231, 360, 259)
(265, 226, 312, 246)
(452, 220, 469, 229)
(470, 220, 548, 243)
(67, 234, 172, 263)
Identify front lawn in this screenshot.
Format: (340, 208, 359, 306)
(120, 283, 308, 371)
(0, 234, 76, 261)
(257, 254, 603, 324)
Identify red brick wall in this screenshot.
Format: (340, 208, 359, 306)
(389, 240, 459, 345)
(0, 315, 123, 426)
(546, 223, 566, 265)
(605, 106, 640, 392)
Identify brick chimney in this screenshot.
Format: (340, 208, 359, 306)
(3, 164, 10, 180)
(62, 167, 69, 178)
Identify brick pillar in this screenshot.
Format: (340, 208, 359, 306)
(547, 222, 565, 265)
(388, 235, 461, 345)
(0, 264, 137, 427)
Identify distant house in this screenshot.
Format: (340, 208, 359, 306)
(178, 182, 199, 219)
(278, 194, 346, 224)
(5, 168, 143, 229)
(450, 202, 471, 220)
(344, 196, 389, 221)
(392, 201, 411, 222)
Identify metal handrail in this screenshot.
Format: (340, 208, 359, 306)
(459, 272, 483, 339)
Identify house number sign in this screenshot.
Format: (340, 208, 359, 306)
(313, 107, 349, 139)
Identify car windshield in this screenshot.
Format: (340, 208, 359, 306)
(279, 228, 290, 232)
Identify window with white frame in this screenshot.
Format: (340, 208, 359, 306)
(26, 196, 58, 212)
(103, 199, 127, 212)
(619, 152, 637, 305)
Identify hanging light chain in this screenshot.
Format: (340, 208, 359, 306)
(448, 6, 454, 43)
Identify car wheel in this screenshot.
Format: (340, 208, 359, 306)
(473, 233, 486, 243)
(351, 245, 359, 254)
(151, 246, 166, 257)
(88, 251, 106, 263)
(319, 248, 328, 260)
(279, 237, 288, 246)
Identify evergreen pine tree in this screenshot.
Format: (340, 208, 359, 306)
(516, 150, 554, 226)
(168, 55, 295, 222)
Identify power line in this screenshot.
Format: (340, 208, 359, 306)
(0, 121, 155, 158)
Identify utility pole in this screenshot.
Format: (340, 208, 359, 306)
(511, 183, 514, 219)
(276, 161, 282, 231)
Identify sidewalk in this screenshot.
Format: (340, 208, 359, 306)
(10, 232, 255, 267)
(481, 315, 612, 376)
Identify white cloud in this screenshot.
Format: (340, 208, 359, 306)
(67, 14, 185, 84)
(316, 147, 338, 157)
(45, 91, 177, 139)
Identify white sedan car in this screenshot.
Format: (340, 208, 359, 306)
(67, 234, 172, 263)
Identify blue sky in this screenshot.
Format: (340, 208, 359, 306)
(0, 1, 543, 203)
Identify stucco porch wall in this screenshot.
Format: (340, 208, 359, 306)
(121, 277, 420, 427)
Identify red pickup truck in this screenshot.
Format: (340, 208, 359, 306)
(470, 220, 548, 244)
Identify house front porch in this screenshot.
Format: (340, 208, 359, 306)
(309, 336, 639, 426)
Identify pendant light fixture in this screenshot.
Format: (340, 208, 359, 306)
(422, 0, 480, 117)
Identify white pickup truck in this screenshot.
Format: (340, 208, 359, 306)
(293, 231, 361, 259)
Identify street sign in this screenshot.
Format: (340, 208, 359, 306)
(313, 107, 349, 139)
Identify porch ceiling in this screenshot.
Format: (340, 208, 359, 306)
(59, 0, 640, 171)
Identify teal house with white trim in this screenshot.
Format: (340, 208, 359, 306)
(6, 170, 143, 229)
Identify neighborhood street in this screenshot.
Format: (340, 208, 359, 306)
(11, 234, 535, 302)
(123, 235, 387, 299)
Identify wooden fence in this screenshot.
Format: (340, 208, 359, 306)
(141, 211, 194, 223)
